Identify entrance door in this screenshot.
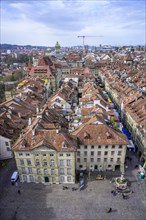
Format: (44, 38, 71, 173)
(44, 176, 49, 182)
(115, 165, 120, 170)
(94, 165, 98, 170)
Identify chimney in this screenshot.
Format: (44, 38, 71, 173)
(56, 125, 61, 134)
(36, 106, 39, 114)
(45, 110, 48, 116)
(28, 117, 32, 126)
(32, 129, 35, 136)
(6, 113, 11, 119)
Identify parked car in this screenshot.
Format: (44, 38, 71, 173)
(11, 171, 18, 184)
(95, 175, 105, 180)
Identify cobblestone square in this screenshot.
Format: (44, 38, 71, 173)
(0, 154, 145, 220)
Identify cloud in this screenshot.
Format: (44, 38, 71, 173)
(1, 0, 145, 46)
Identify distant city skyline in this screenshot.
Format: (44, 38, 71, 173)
(1, 0, 146, 47)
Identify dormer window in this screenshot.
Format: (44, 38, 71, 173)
(84, 132, 90, 139)
(21, 139, 27, 148)
(106, 132, 112, 139)
(62, 141, 67, 148)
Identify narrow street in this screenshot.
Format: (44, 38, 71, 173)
(0, 158, 17, 196)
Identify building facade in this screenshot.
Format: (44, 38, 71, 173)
(73, 124, 128, 173)
(14, 147, 76, 184)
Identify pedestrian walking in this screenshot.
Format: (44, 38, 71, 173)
(17, 189, 21, 194)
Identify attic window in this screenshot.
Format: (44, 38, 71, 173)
(21, 139, 27, 148)
(84, 132, 90, 139)
(62, 141, 67, 148)
(9, 129, 14, 134)
(106, 132, 112, 139)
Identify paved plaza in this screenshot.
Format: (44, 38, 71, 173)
(0, 153, 146, 220)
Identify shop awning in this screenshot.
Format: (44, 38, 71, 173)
(122, 127, 131, 140)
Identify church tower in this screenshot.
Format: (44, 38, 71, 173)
(55, 41, 61, 53)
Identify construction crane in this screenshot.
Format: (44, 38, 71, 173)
(77, 35, 103, 54)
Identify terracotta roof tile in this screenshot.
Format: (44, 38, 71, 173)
(72, 124, 129, 145)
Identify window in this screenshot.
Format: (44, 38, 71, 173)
(50, 154, 54, 157)
(59, 160, 64, 166)
(19, 153, 23, 156)
(67, 153, 71, 157)
(118, 151, 121, 156)
(111, 151, 115, 155)
(29, 175, 34, 182)
(43, 160, 47, 166)
(43, 154, 46, 156)
(110, 158, 113, 162)
(35, 153, 39, 157)
(60, 168, 64, 174)
(50, 160, 55, 167)
(112, 145, 115, 148)
(67, 168, 71, 174)
(98, 145, 101, 149)
(91, 145, 94, 149)
(23, 175, 27, 182)
(35, 159, 40, 166)
(26, 153, 30, 156)
(27, 159, 31, 165)
(104, 158, 107, 162)
(52, 177, 56, 183)
(60, 176, 65, 183)
(5, 142, 9, 146)
(84, 151, 87, 156)
(77, 158, 80, 163)
(7, 147, 11, 151)
(117, 158, 121, 162)
(28, 167, 32, 174)
(104, 151, 108, 156)
(91, 158, 94, 162)
(108, 165, 111, 167)
(37, 168, 41, 175)
(91, 151, 94, 156)
(105, 145, 108, 149)
(119, 145, 122, 149)
(97, 151, 101, 156)
(38, 176, 41, 183)
(67, 160, 71, 166)
(51, 169, 55, 175)
(84, 145, 87, 149)
(21, 167, 26, 173)
(19, 159, 24, 165)
(59, 154, 63, 157)
(44, 168, 48, 175)
(97, 158, 101, 162)
(79, 165, 82, 168)
(77, 151, 80, 156)
(84, 158, 87, 162)
(67, 176, 71, 182)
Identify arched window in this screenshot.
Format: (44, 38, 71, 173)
(50, 159, 55, 167)
(43, 159, 47, 166)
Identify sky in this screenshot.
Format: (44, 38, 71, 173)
(1, 0, 146, 47)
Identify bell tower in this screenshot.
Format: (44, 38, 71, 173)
(55, 41, 61, 53)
